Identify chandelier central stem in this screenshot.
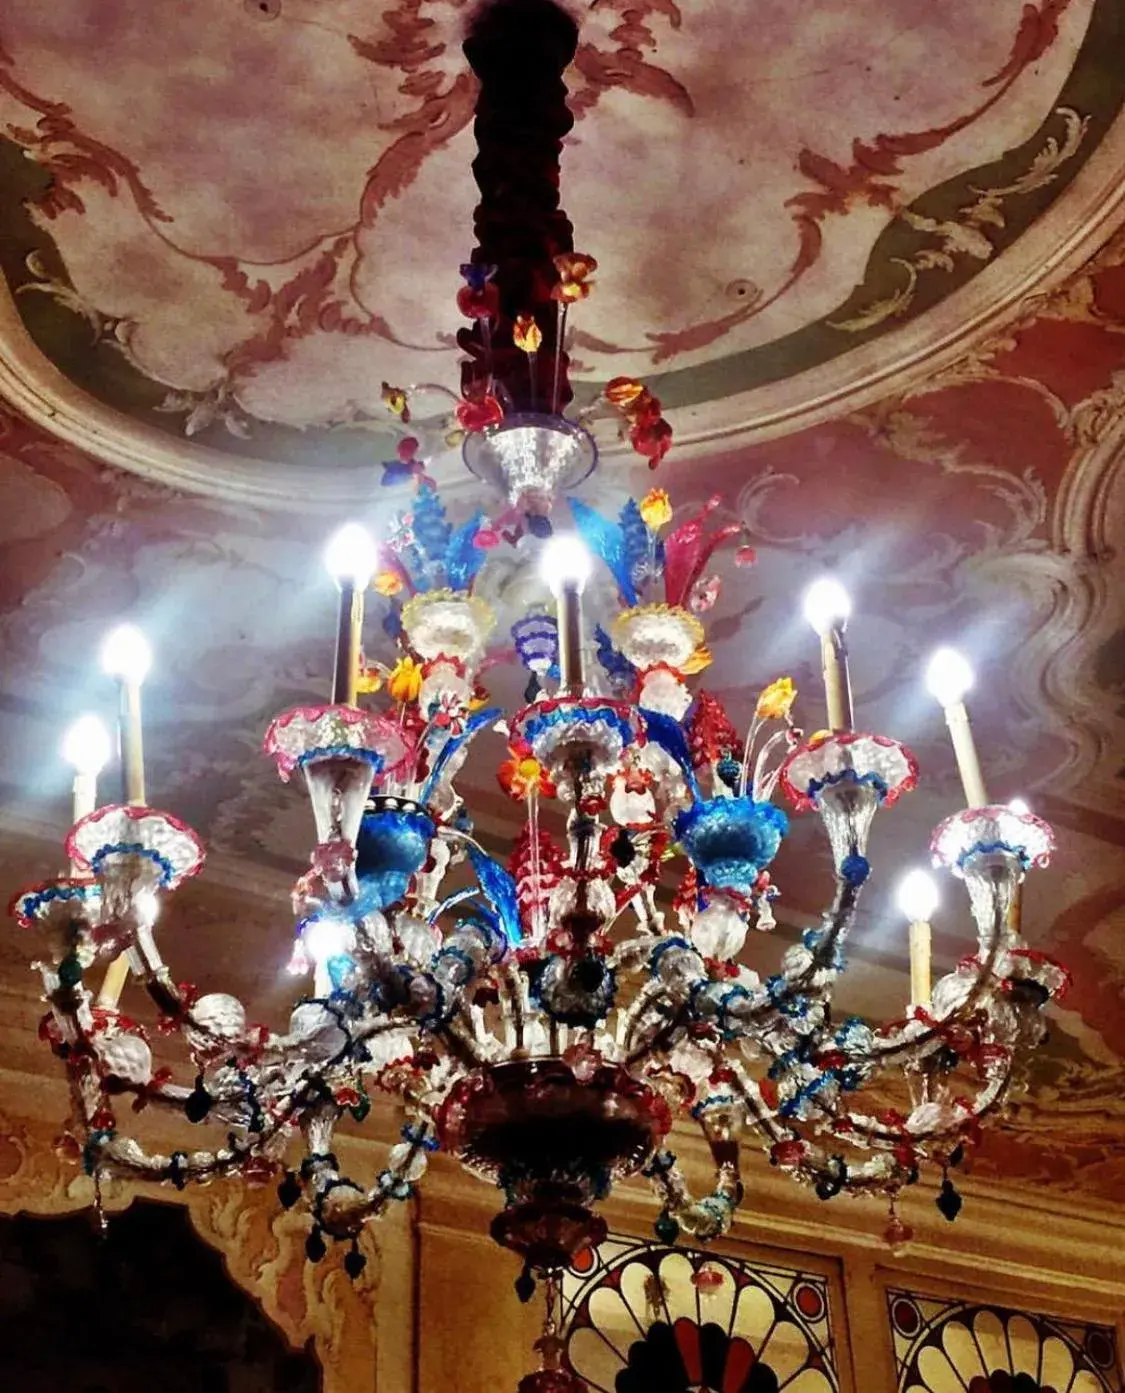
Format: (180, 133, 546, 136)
(460, 0, 578, 415)
(556, 579, 585, 694)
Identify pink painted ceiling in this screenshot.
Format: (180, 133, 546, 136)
(0, 0, 1124, 1216)
(0, 0, 1124, 485)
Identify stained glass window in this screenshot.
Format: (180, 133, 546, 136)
(888, 1288, 1121, 1393)
(561, 1234, 840, 1393)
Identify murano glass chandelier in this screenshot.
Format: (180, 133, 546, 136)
(13, 4, 1068, 1389)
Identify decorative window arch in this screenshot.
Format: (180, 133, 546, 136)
(561, 1235, 840, 1393)
(887, 1289, 1121, 1393)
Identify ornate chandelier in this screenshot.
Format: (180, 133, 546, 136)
(13, 4, 1068, 1389)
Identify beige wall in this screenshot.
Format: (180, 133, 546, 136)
(1, 1069, 1122, 1392)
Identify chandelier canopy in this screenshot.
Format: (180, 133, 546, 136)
(13, 4, 1067, 1388)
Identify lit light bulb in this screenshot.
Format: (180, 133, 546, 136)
(100, 624, 152, 685)
(1008, 797, 1030, 816)
(134, 887, 161, 928)
(802, 577, 851, 637)
(540, 534, 594, 596)
(897, 869, 939, 924)
(61, 714, 112, 777)
(925, 647, 974, 707)
(324, 523, 378, 588)
(304, 916, 355, 967)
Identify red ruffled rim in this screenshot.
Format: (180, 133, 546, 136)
(930, 805, 1056, 869)
(262, 703, 415, 780)
(779, 732, 919, 812)
(9, 876, 99, 930)
(956, 946, 1071, 1001)
(65, 804, 206, 886)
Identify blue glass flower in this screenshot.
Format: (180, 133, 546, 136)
(355, 807, 435, 910)
(459, 262, 497, 292)
(511, 612, 559, 676)
(675, 795, 787, 891)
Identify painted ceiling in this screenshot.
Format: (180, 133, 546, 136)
(0, 0, 1124, 1226)
(1, 0, 1125, 493)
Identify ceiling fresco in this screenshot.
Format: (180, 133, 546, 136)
(1, 0, 1125, 488)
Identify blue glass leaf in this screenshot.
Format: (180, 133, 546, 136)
(618, 497, 651, 589)
(594, 624, 636, 693)
(419, 707, 502, 806)
(429, 886, 479, 924)
(639, 706, 700, 800)
(444, 512, 487, 591)
(467, 845, 522, 944)
(412, 483, 451, 565)
(568, 497, 637, 606)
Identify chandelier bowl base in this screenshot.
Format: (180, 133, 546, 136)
(437, 1057, 669, 1267)
(462, 413, 598, 520)
(490, 1185, 608, 1273)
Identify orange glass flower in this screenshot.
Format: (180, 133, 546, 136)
(373, 570, 405, 598)
(456, 393, 505, 433)
(513, 314, 542, 354)
(381, 382, 410, 422)
(630, 416, 674, 465)
(387, 656, 423, 704)
(605, 377, 646, 409)
(756, 676, 797, 721)
(552, 251, 597, 302)
(498, 751, 549, 800)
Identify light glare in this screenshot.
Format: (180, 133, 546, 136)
(100, 624, 152, 685)
(304, 916, 355, 966)
(540, 533, 594, 595)
(897, 869, 939, 924)
(324, 523, 378, 587)
(1008, 797, 1030, 817)
(61, 714, 112, 777)
(802, 577, 851, 636)
(925, 646, 974, 707)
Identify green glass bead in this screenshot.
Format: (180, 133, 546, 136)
(58, 953, 83, 988)
(654, 1211, 680, 1245)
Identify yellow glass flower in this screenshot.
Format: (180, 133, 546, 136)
(513, 314, 542, 355)
(756, 677, 797, 721)
(381, 382, 410, 420)
(640, 487, 673, 530)
(387, 655, 423, 703)
(681, 645, 713, 675)
(356, 668, 384, 695)
(372, 570, 404, 598)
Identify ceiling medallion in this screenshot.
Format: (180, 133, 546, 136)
(13, 4, 1067, 1387)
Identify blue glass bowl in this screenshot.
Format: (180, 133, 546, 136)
(355, 804, 436, 910)
(675, 796, 788, 891)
